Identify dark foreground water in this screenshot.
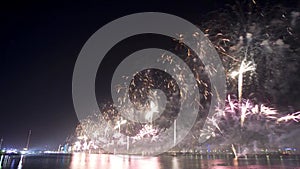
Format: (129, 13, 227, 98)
(1, 153, 300, 169)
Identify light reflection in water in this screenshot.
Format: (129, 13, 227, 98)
(70, 153, 160, 169)
(172, 157, 179, 169)
(233, 158, 239, 169)
(69, 153, 300, 169)
(1, 153, 300, 169)
(17, 155, 24, 169)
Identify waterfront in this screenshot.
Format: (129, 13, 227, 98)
(1, 153, 300, 169)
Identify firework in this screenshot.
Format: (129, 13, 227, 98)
(200, 94, 300, 156)
(231, 144, 238, 159)
(213, 95, 299, 125)
(69, 3, 300, 155)
(277, 112, 300, 123)
(70, 45, 213, 154)
(230, 59, 256, 127)
(132, 124, 159, 142)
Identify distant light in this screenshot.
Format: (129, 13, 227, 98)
(6, 149, 18, 154)
(285, 148, 292, 151)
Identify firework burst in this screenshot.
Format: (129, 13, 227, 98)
(201, 94, 300, 155)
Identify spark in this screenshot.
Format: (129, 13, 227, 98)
(240, 99, 250, 127)
(114, 119, 127, 132)
(231, 144, 238, 159)
(230, 59, 256, 126)
(204, 95, 300, 142)
(209, 117, 222, 134)
(132, 124, 158, 141)
(145, 100, 159, 122)
(277, 112, 300, 123)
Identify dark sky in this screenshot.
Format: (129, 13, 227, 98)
(0, 0, 298, 150)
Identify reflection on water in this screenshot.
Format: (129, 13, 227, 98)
(17, 155, 23, 169)
(1, 153, 300, 169)
(70, 153, 161, 169)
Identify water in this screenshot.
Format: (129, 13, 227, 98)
(1, 153, 300, 169)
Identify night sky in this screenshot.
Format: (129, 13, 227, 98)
(0, 0, 298, 150)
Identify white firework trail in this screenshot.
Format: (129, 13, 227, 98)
(230, 59, 256, 127)
(277, 111, 300, 123)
